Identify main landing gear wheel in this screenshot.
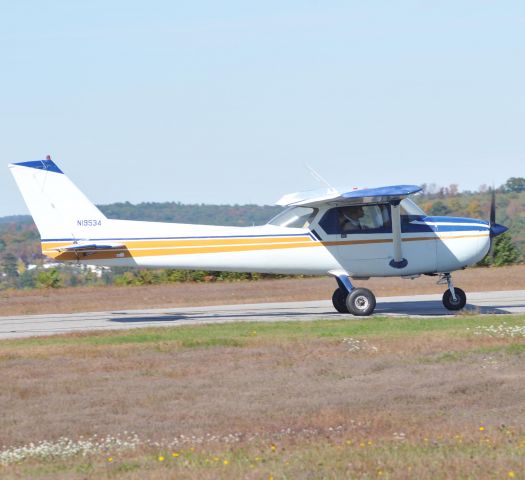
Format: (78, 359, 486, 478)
(442, 288, 467, 311)
(332, 288, 349, 313)
(345, 288, 376, 316)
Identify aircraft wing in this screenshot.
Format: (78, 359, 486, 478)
(276, 185, 422, 207)
(54, 242, 125, 252)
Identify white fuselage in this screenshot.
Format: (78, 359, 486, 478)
(43, 208, 491, 278)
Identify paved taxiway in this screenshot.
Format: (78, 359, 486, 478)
(1, 290, 525, 340)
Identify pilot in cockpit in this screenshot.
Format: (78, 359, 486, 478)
(340, 206, 365, 231)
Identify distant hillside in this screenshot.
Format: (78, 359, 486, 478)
(98, 202, 283, 226)
(0, 215, 32, 225)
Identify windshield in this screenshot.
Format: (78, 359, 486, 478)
(267, 206, 318, 228)
(400, 198, 426, 216)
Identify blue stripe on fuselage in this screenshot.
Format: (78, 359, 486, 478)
(420, 216, 489, 234)
(402, 216, 489, 234)
(424, 216, 489, 225)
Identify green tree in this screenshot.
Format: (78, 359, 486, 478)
(466, 199, 483, 219)
(504, 177, 525, 193)
(114, 271, 137, 286)
(19, 270, 37, 289)
(492, 233, 520, 266)
(479, 233, 520, 266)
(17, 258, 26, 275)
(448, 197, 464, 216)
(35, 268, 63, 288)
(1, 253, 19, 279)
(136, 270, 157, 285)
(429, 201, 451, 216)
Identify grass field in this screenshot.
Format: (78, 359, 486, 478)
(1, 313, 525, 478)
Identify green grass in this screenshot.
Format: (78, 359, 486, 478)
(2, 313, 525, 351)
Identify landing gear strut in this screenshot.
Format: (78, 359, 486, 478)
(439, 273, 467, 311)
(331, 275, 376, 316)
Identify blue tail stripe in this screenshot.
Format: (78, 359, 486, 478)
(13, 160, 63, 174)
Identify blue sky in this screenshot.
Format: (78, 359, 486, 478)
(1, 1, 524, 217)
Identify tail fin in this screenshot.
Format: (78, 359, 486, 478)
(9, 159, 107, 240)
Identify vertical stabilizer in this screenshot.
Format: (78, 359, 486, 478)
(8, 159, 107, 240)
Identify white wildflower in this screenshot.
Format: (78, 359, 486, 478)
(342, 337, 378, 353)
(471, 322, 525, 338)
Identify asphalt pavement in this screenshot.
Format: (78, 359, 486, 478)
(1, 290, 525, 340)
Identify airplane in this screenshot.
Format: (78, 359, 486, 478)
(8, 157, 508, 316)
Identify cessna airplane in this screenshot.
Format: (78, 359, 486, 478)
(9, 158, 508, 316)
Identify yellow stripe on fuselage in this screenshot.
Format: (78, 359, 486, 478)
(41, 235, 318, 261)
(43, 235, 314, 250)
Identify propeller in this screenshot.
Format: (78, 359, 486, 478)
(488, 187, 508, 258)
(489, 188, 508, 238)
(490, 187, 496, 226)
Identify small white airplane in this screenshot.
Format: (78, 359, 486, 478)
(9, 157, 508, 316)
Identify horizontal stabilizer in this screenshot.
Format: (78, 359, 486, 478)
(54, 242, 125, 252)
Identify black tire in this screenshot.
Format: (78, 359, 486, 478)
(332, 288, 349, 313)
(345, 288, 376, 316)
(442, 288, 467, 311)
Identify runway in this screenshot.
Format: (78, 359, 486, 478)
(1, 290, 525, 340)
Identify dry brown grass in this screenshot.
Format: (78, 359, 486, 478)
(2, 315, 525, 478)
(1, 329, 525, 447)
(1, 264, 525, 316)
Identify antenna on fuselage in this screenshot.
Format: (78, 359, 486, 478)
(305, 164, 337, 193)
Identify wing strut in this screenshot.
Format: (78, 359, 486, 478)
(389, 201, 408, 269)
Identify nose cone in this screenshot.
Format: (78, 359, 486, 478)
(490, 223, 508, 237)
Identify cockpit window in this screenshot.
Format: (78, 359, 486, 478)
(267, 206, 318, 228)
(319, 204, 392, 234)
(318, 199, 427, 235)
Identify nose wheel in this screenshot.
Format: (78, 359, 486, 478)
(442, 288, 466, 310)
(439, 273, 467, 311)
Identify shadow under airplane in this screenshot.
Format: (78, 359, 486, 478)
(108, 300, 522, 324)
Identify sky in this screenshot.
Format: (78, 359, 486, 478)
(1, 1, 524, 217)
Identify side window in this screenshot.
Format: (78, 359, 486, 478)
(318, 208, 340, 234)
(319, 204, 392, 235)
(399, 200, 430, 232)
(267, 207, 318, 228)
(400, 202, 423, 225)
